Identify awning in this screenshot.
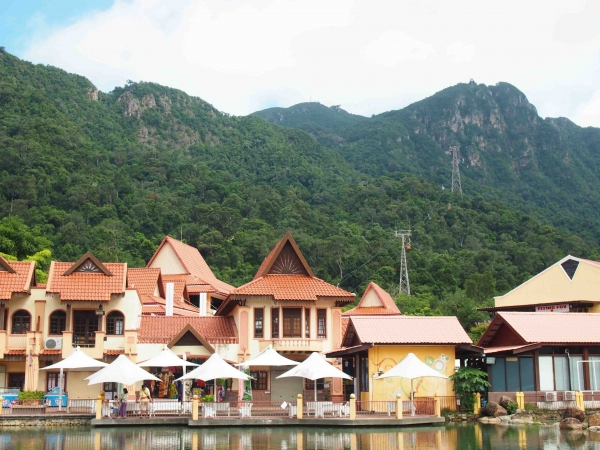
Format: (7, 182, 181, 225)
(483, 343, 542, 355)
(325, 343, 373, 358)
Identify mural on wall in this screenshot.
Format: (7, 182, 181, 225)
(375, 353, 450, 399)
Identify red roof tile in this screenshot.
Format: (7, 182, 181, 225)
(127, 268, 161, 296)
(254, 233, 315, 279)
(5, 349, 26, 355)
(40, 349, 62, 355)
(482, 312, 600, 345)
(230, 275, 355, 301)
(140, 294, 200, 317)
(138, 316, 238, 344)
(104, 350, 125, 355)
(348, 316, 472, 345)
(343, 282, 401, 316)
(147, 236, 234, 295)
(46, 260, 126, 301)
(0, 258, 35, 300)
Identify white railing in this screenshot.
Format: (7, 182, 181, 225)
(272, 339, 322, 351)
(68, 398, 96, 414)
(7, 335, 27, 348)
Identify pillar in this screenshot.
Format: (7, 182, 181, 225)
(350, 393, 356, 420)
(296, 394, 303, 419)
(95, 395, 102, 420)
(396, 393, 403, 419)
(434, 393, 441, 418)
(473, 393, 481, 415)
(516, 392, 524, 409)
(192, 394, 199, 421)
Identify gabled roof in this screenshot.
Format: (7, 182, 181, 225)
(147, 236, 234, 296)
(46, 257, 126, 302)
(161, 276, 189, 302)
(343, 282, 401, 316)
(343, 316, 472, 347)
(63, 251, 113, 276)
(127, 268, 162, 297)
(254, 232, 314, 279)
(217, 233, 354, 315)
(478, 312, 600, 347)
(0, 255, 36, 300)
(140, 294, 200, 317)
(138, 316, 238, 344)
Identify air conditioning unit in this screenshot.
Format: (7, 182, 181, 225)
(545, 391, 557, 402)
(564, 391, 576, 401)
(44, 337, 63, 350)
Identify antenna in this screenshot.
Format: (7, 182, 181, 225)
(395, 230, 412, 296)
(451, 146, 463, 195)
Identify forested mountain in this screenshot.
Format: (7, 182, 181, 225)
(254, 82, 600, 242)
(1, 50, 598, 339)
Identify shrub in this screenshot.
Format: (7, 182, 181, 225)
(450, 367, 490, 413)
(18, 391, 45, 400)
(506, 402, 518, 415)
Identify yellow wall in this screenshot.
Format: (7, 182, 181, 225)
(368, 346, 455, 400)
(495, 261, 600, 310)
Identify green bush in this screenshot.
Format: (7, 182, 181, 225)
(18, 391, 45, 400)
(450, 367, 490, 413)
(506, 402, 518, 415)
(202, 394, 215, 402)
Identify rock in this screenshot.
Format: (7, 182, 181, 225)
(588, 413, 600, 427)
(588, 426, 600, 432)
(559, 418, 583, 430)
(511, 412, 533, 423)
(498, 415, 511, 422)
(498, 396, 513, 408)
(480, 402, 508, 417)
(563, 406, 586, 422)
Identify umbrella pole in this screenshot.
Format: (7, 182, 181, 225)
(182, 353, 187, 403)
(411, 379, 415, 417)
(58, 367, 63, 412)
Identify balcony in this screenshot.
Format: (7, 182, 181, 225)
(7, 335, 27, 349)
(271, 339, 322, 352)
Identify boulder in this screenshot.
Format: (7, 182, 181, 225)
(588, 413, 600, 427)
(563, 406, 586, 422)
(511, 412, 534, 424)
(498, 396, 513, 408)
(478, 416, 501, 424)
(559, 418, 583, 430)
(480, 402, 507, 417)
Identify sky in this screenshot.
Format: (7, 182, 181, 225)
(2, 0, 600, 127)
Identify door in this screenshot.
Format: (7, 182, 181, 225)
(73, 310, 99, 347)
(270, 369, 303, 402)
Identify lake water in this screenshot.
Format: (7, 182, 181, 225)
(1, 423, 600, 449)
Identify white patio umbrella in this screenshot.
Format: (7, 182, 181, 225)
(40, 347, 108, 411)
(85, 354, 161, 386)
(277, 352, 352, 402)
(234, 345, 300, 367)
(375, 352, 448, 416)
(137, 346, 198, 401)
(176, 353, 252, 382)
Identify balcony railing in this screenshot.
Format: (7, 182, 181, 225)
(272, 339, 322, 351)
(7, 335, 27, 348)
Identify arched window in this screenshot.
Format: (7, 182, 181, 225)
(106, 311, 124, 335)
(49, 311, 67, 335)
(12, 310, 31, 335)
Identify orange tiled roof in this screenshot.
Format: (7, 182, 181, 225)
(253, 232, 314, 279)
(127, 268, 161, 296)
(147, 236, 234, 295)
(161, 276, 191, 301)
(348, 316, 472, 345)
(5, 349, 26, 355)
(483, 312, 600, 345)
(140, 294, 200, 317)
(104, 350, 125, 355)
(230, 275, 355, 301)
(40, 349, 62, 355)
(0, 257, 35, 300)
(138, 316, 238, 344)
(46, 261, 126, 301)
(343, 282, 401, 316)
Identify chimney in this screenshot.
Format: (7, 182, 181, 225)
(199, 293, 207, 317)
(166, 282, 174, 316)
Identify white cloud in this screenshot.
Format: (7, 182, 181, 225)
(575, 90, 600, 128)
(18, 0, 600, 125)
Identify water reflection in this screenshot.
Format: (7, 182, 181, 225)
(3, 424, 600, 449)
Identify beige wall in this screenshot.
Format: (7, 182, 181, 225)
(495, 262, 600, 310)
(360, 289, 382, 307)
(148, 242, 186, 275)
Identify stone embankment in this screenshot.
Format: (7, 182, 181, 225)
(0, 416, 91, 427)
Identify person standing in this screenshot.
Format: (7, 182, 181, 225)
(139, 383, 153, 418)
(118, 388, 128, 418)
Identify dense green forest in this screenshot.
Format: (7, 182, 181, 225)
(1, 50, 599, 340)
(255, 83, 600, 243)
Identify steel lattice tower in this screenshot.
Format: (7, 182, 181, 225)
(395, 230, 411, 296)
(451, 146, 463, 195)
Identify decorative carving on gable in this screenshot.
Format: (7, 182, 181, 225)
(269, 243, 309, 276)
(174, 331, 204, 346)
(74, 259, 102, 273)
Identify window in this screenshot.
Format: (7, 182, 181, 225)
(103, 382, 119, 400)
(359, 356, 369, 392)
(317, 309, 327, 338)
(282, 308, 302, 337)
(46, 372, 66, 392)
(272, 308, 279, 339)
(305, 308, 310, 338)
(250, 371, 268, 390)
(490, 356, 535, 392)
(254, 308, 264, 339)
(49, 311, 66, 335)
(11, 310, 30, 334)
(106, 311, 124, 335)
(7, 373, 25, 390)
(305, 379, 325, 390)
